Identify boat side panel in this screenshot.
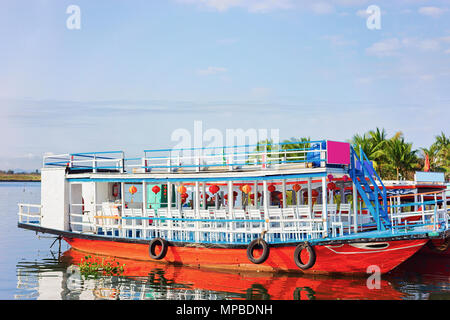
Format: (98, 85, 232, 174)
(64, 237, 427, 274)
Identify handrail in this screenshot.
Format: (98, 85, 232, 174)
(143, 140, 325, 153)
(359, 147, 388, 214)
(387, 190, 446, 199)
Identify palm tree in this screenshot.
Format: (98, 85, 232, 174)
(420, 145, 439, 172)
(280, 137, 311, 162)
(384, 135, 418, 180)
(350, 127, 387, 174)
(432, 131, 450, 179)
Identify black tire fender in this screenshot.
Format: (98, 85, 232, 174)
(149, 237, 168, 260)
(294, 242, 316, 270)
(247, 238, 270, 264)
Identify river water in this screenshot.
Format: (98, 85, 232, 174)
(0, 182, 449, 300)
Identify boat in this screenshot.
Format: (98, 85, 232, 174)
(17, 140, 449, 275)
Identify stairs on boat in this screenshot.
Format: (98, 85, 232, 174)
(348, 146, 391, 230)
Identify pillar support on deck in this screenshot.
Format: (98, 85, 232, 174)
(167, 181, 172, 210)
(321, 176, 328, 237)
(307, 178, 312, 214)
(353, 181, 358, 233)
(228, 181, 234, 216)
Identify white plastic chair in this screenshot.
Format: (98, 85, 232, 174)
(248, 209, 264, 240)
(266, 208, 283, 242)
(231, 209, 247, 243)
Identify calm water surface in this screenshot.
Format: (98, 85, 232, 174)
(1, 182, 449, 300)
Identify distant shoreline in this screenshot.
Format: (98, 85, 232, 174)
(0, 174, 41, 182)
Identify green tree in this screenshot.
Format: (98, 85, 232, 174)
(384, 135, 418, 180)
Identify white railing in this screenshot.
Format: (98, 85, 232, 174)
(43, 151, 125, 173)
(140, 141, 327, 173)
(43, 141, 328, 174)
(18, 203, 42, 225)
(388, 190, 448, 232)
(67, 204, 329, 244)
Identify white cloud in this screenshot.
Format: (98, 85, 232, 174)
(418, 6, 447, 18)
(355, 77, 373, 85)
(367, 36, 450, 57)
(250, 87, 272, 98)
(310, 2, 334, 15)
(356, 9, 369, 18)
(197, 66, 228, 75)
(366, 38, 401, 57)
(177, 0, 293, 13)
(419, 74, 434, 81)
(323, 35, 357, 46)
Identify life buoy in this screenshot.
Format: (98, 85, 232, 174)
(112, 183, 119, 198)
(247, 238, 270, 264)
(294, 242, 316, 270)
(149, 238, 168, 260)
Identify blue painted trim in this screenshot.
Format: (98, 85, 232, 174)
(71, 151, 123, 155)
(141, 158, 326, 169)
(122, 217, 265, 223)
(389, 199, 443, 208)
(144, 140, 326, 153)
(67, 171, 328, 183)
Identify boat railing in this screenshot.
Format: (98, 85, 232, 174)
(43, 151, 125, 173)
(140, 140, 327, 173)
(388, 190, 448, 232)
(66, 206, 328, 244)
(18, 203, 42, 225)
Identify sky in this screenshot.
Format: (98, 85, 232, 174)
(0, 0, 449, 171)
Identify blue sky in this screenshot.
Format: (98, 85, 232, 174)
(0, 0, 449, 171)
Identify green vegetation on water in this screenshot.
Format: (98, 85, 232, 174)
(0, 173, 41, 181)
(77, 255, 125, 278)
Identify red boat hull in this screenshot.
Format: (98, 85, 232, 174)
(63, 237, 427, 275)
(62, 249, 405, 300)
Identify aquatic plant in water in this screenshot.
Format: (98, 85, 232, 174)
(77, 255, 125, 278)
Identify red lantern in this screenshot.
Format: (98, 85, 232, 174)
(268, 185, 276, 192)
(201, 193, 210, 199)
(292, 184, 301, 192)
(177, 185, 186, 194)
(312, 189, 319, 197)
(327, 174, 334, 181)
(327, 182, 336, 190)
(129, 185, 137, 195)
(242, 184, 251, 194)
(343, 175, 349, 182)
(152, 185, 160, 194)
(209, 184, 220, 194)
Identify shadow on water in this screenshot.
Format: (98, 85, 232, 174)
(13, 245, 450, 300)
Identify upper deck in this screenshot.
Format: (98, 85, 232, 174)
(43, 140, 351, 181)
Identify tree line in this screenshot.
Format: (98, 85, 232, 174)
(254, 128, 449, 181)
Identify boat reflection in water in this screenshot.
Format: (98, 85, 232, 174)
(14, 246, 449, 300)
